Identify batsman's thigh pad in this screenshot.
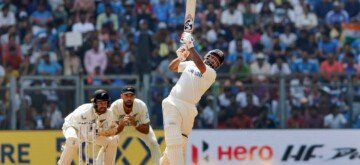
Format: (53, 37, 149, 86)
(163, 96, 197, 136)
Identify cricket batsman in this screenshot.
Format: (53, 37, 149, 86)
(160, 32, 225, 165)
(58, 89, 119, 165)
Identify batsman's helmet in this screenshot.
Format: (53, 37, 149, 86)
(204, 49, 225, 69)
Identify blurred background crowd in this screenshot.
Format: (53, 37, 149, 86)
(0, 0, 359, 130)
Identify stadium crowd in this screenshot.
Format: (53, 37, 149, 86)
(0, 0, 359, 130)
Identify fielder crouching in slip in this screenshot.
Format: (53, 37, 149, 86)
(58, 89, 119, 165)
(160, 32, 225, 165)
(97, 86, 162, 165)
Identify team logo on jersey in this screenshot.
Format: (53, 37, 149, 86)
(188, 68, 202, 78)
(184, 14, 194, 32)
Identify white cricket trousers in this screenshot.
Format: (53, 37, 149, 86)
(160, 95, 198, 165)
(57, 126, 118, 165)
(97, 126, 161, 165)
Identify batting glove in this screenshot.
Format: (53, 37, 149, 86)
(176, 45, 190, 61)
(180, 32, 194, 49)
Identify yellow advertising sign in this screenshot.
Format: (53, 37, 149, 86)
(0, 130, 165, 165)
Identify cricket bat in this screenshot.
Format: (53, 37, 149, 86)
(184, 0, 197, 33)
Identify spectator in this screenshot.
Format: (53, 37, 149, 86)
(344, 0, 360, 19)
(292, 51, 319, 74)
(270, 57, 291, 75)
(30, 42, 57, 65)
(250, 53, 271, 82)
(169, 2, 185, 28)
(202, 3, 220, 23)
(97, 0, 123, 16)
(230, 31, 253, 55)
(260, 26, 274, 54)
(122, 2, 137, 27)
(44, 101, 63, 129)
(21, 33, 34, 56)
(295, 5, 318, 31)
(258, 2, 274, 27)
(229, 56, 250, 81)
(243, 25, 261, 47)
(134, 19, 154, 77)
(229, 107, 252, 129)
(19, 55, 35, 76)
(290, 75, 311, 107)
(320, 54, 344, 82)
(325, 1, 349, 26)
(242, 3, 257, 27)
(156, 53, 177, 84)
(304, 107, 323, 128)
(279, 26, 297, 48)
(221, 2, 243, 27)
(218, 87, 232, 109)
(2, 37, 22, 70)
(287, 108, 305, 128)
(0, 0, 17, 13)
(343, 57, 360, 75)
(31, 2, 53, 28)
(253, 107, 276, 129)
(72, 11, 95, 33)
(199, 96, 216, 128)
(236, 89, 261, 109)
(314, 0, 333, 19)
(136, 1, 155, 29)
(63, 48, 82, 75)
(96, 4, 119, 31)
(228, 37, 253, 64)
(152, 0, 172, 23)
(324, 106, 347, 128)
(0, 4, 16, 31)
(84, 40, 108, 75)
(72, 0, 95, 15)
(105, 53, 123, 75)
(36, 54, 62, 75)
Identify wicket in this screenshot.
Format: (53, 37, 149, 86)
(78, 122, 97, 165)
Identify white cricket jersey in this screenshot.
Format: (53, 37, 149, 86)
(63, 103, 114, 130)
(170, 61, 216, 104)
(109, 98, 150, 126)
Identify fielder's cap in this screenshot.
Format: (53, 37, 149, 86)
(122, 86, 136, 95)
